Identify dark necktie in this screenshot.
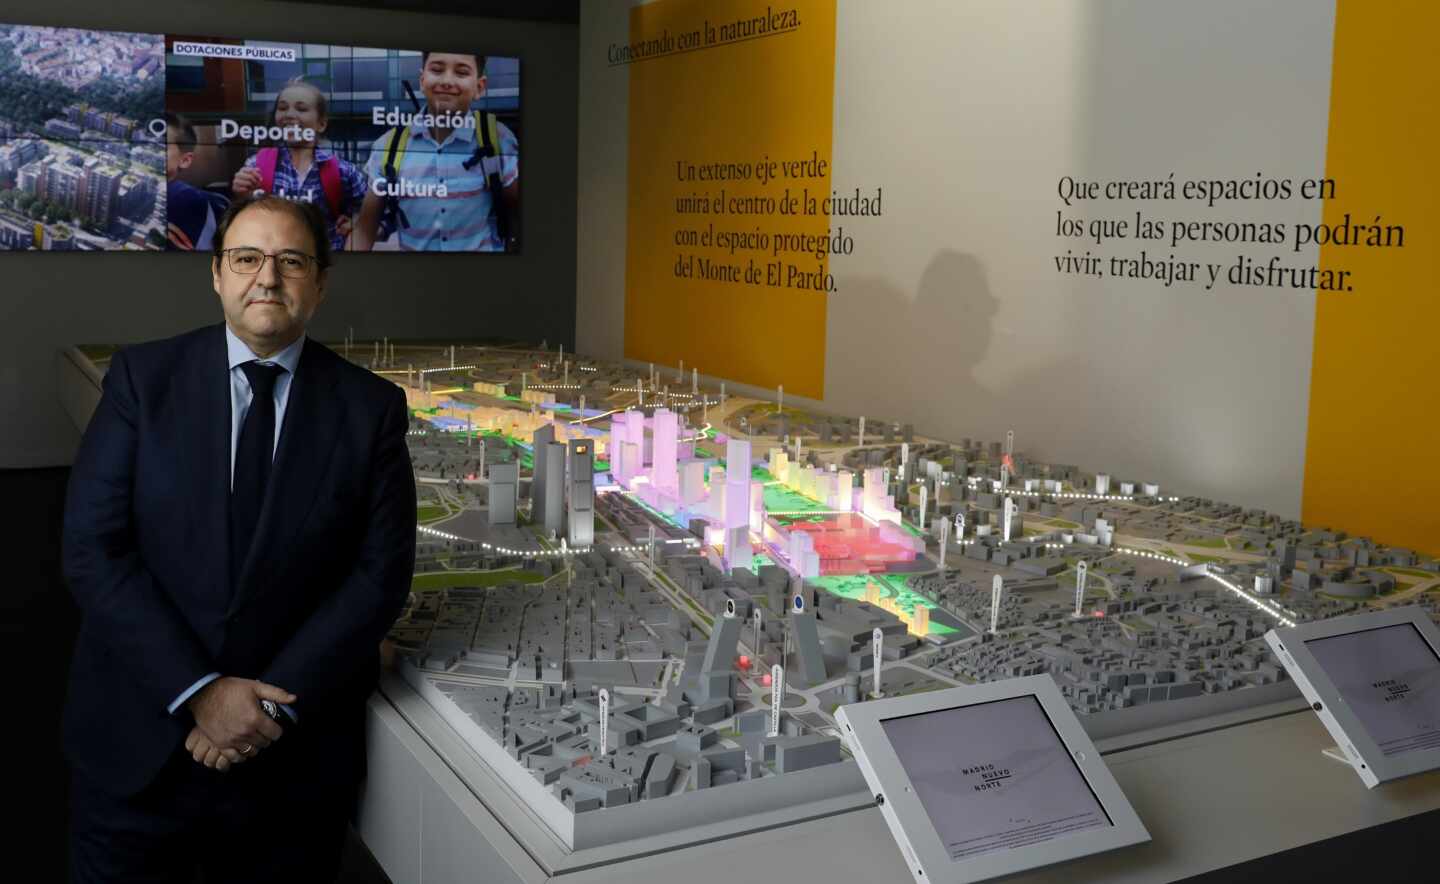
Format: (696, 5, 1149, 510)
(232, 361, 287, 584)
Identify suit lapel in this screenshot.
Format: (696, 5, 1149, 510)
(179, 324, 234, 608)
(228, 338, 345, 616)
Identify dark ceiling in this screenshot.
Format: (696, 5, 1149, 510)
(284, 0, 579, 25)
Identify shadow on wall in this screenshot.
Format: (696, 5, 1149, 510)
(826, 249, 998, 427)
(826, 248, 1091, 454)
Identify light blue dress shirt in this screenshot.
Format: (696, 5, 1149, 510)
(167, 325, 305, 721)
(226, 325, 305, 488)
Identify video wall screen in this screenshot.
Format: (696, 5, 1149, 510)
(0, 23, 520, 253)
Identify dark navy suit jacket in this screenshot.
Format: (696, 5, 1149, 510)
(62, 323, 416, 797)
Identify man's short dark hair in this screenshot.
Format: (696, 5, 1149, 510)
(211, 194, 332, 272)
(165, 112, 197, 153)
(420, 50, 486, 74)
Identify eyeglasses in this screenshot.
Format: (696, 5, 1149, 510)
(221, 247, 318, 278)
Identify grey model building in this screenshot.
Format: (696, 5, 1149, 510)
(774, 733, 843, 773)
(531, 424, 565, 538)
(789, 602, 830, 688)
(567, 438, 595, 546)
(487, 460, 519, 526)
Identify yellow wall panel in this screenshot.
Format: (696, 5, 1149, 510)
(624, 0, 837, 398)
(1304, 0, 1440, 553)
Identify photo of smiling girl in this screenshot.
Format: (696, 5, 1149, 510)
(229, 77, 369, 250)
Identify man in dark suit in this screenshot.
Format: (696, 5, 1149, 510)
(63, 194, 416, 882)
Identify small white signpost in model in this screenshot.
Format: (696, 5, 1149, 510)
(873, 627, 885, 699)
(597, 688, 610, 756)
(1074, 560, 1089, 618)
(752, 607, 763, 655)
(938, 516, 950, 573)
(770, 664, 785, 737)
(990, 575, 1004, 635)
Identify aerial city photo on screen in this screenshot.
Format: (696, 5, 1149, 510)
(0, 24, 166, 250)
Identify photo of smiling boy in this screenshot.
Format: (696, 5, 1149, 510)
(353, 51, 520, 252)
(165, 112, 230, 251)
(230, 78, 368, 251)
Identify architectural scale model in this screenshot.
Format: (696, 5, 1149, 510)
(76, 339, 1440, 848)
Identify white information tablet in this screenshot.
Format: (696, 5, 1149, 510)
(1265, 605, 1440, 788)
(836, 675, 1149, 883)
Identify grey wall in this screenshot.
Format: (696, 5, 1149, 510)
(0, 0, 578, 467)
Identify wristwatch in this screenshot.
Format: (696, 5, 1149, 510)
(260, 699, 293, 724)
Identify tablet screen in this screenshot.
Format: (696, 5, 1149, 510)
(1305, 622, 1440, 757)
(880, 695, 1111, 862)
